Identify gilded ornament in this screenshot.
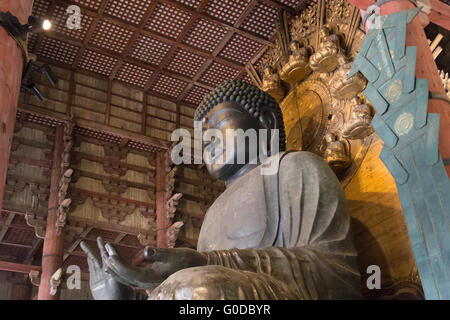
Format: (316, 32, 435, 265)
(341, 97, 373, 139)
(309, 26, 346, 73)
(329, 62, 367, 100)
(323, 132, 351, 172)
(279, 40, 312, 83)
(261, 66, 285, 102)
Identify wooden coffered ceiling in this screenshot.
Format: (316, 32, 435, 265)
(29, 0, 306, 107)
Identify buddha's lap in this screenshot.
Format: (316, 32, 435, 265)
(148, 265, 296, 300)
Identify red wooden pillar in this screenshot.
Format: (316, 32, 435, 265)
(155, 151, 168, 248)
(347, 0, 450, 176)
(9, 274, 32, 300)
(38, 126, 64, 300)
(0, 0, 34, 208)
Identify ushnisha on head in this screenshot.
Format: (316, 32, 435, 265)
(194, 80, 286, 182)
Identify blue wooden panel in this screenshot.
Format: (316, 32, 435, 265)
(364, 83, 389, 114)
(351, 55, 380, 82)
(425, 113, 440, 165)
(414, 79, 428, 129)
(379, 149, 409, 184)
(351, 5, 449, 300)
(393, 11, 407, 61)
(403, 46, 417, 93)
(411, 141, 450, 274)
(399, 147, 441, 258)
(371, 114, 398, 148)
(376, 30, 395, 78)
(397, 183, 440, 299)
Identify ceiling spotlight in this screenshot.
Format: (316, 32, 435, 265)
(42, 19, 52, 31)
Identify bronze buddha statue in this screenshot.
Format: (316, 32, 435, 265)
(81, 80, 361, 300)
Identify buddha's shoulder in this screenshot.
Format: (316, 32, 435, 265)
(260, 151, 336, 180)
(270, 151, 329, 168)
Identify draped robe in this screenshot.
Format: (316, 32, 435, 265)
(148, 151, 361, 299)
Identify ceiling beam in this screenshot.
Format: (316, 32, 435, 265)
(0, 242, 33, 249)
(143, 0, 207, 91)
(59, 0, 272, 46)
(63, 226, 94, 262)
(176, 0, 259, 102)
(71, 0, 109, 69)
(0, 212, 15, 243)
(109, 0, 159, 80)
(24, 238, 43, 264)
(158, 0, 289, 43)
(35, 33, 216, 92)
(0, 260, 41, 274)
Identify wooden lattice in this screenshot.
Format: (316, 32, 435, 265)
(29, 0, 297, 106)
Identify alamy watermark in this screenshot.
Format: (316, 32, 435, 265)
(66, 5, 82, 30)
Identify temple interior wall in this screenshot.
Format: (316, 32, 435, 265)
(345, 135, 421, 298)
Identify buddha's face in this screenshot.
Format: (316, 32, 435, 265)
(201, 101, 265, 181)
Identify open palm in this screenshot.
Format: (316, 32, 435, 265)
(80, 237, 134, 300)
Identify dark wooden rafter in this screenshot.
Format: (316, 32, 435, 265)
(0, 212, 15, 243)
(31, 0, 58, 55)
(63, 226, 93, 261)
(176, 0, 259, 102)
(50, 0, 265, 68)
(71, 0, 110, 69)
(143, 0, 210, 91)
(30, 0, 292, 109)
(109, 1, 159, 80)
(0, 261, 41, 274)
(159, 0, 294, 42)
(24, 238, 43, 264)
(36, 32, 215, 91)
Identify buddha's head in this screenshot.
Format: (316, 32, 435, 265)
(194, 80, 286, 181)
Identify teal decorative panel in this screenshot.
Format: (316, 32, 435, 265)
(350, 8, 450, 299)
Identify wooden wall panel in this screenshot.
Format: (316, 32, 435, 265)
(70, 138, 156, 231)
(0, 271, 13, 300)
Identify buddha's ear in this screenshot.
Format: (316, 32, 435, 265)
(258, 108, 280, 131)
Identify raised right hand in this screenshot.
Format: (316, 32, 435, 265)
(80, 237, 135, 300)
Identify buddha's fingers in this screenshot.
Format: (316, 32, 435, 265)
(144, 247, 174, 263)
(105, 266, 138, 287)
(105, 242, 118, 256)
(96, 237, 109, 263)
(80, 241, 100, 269)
